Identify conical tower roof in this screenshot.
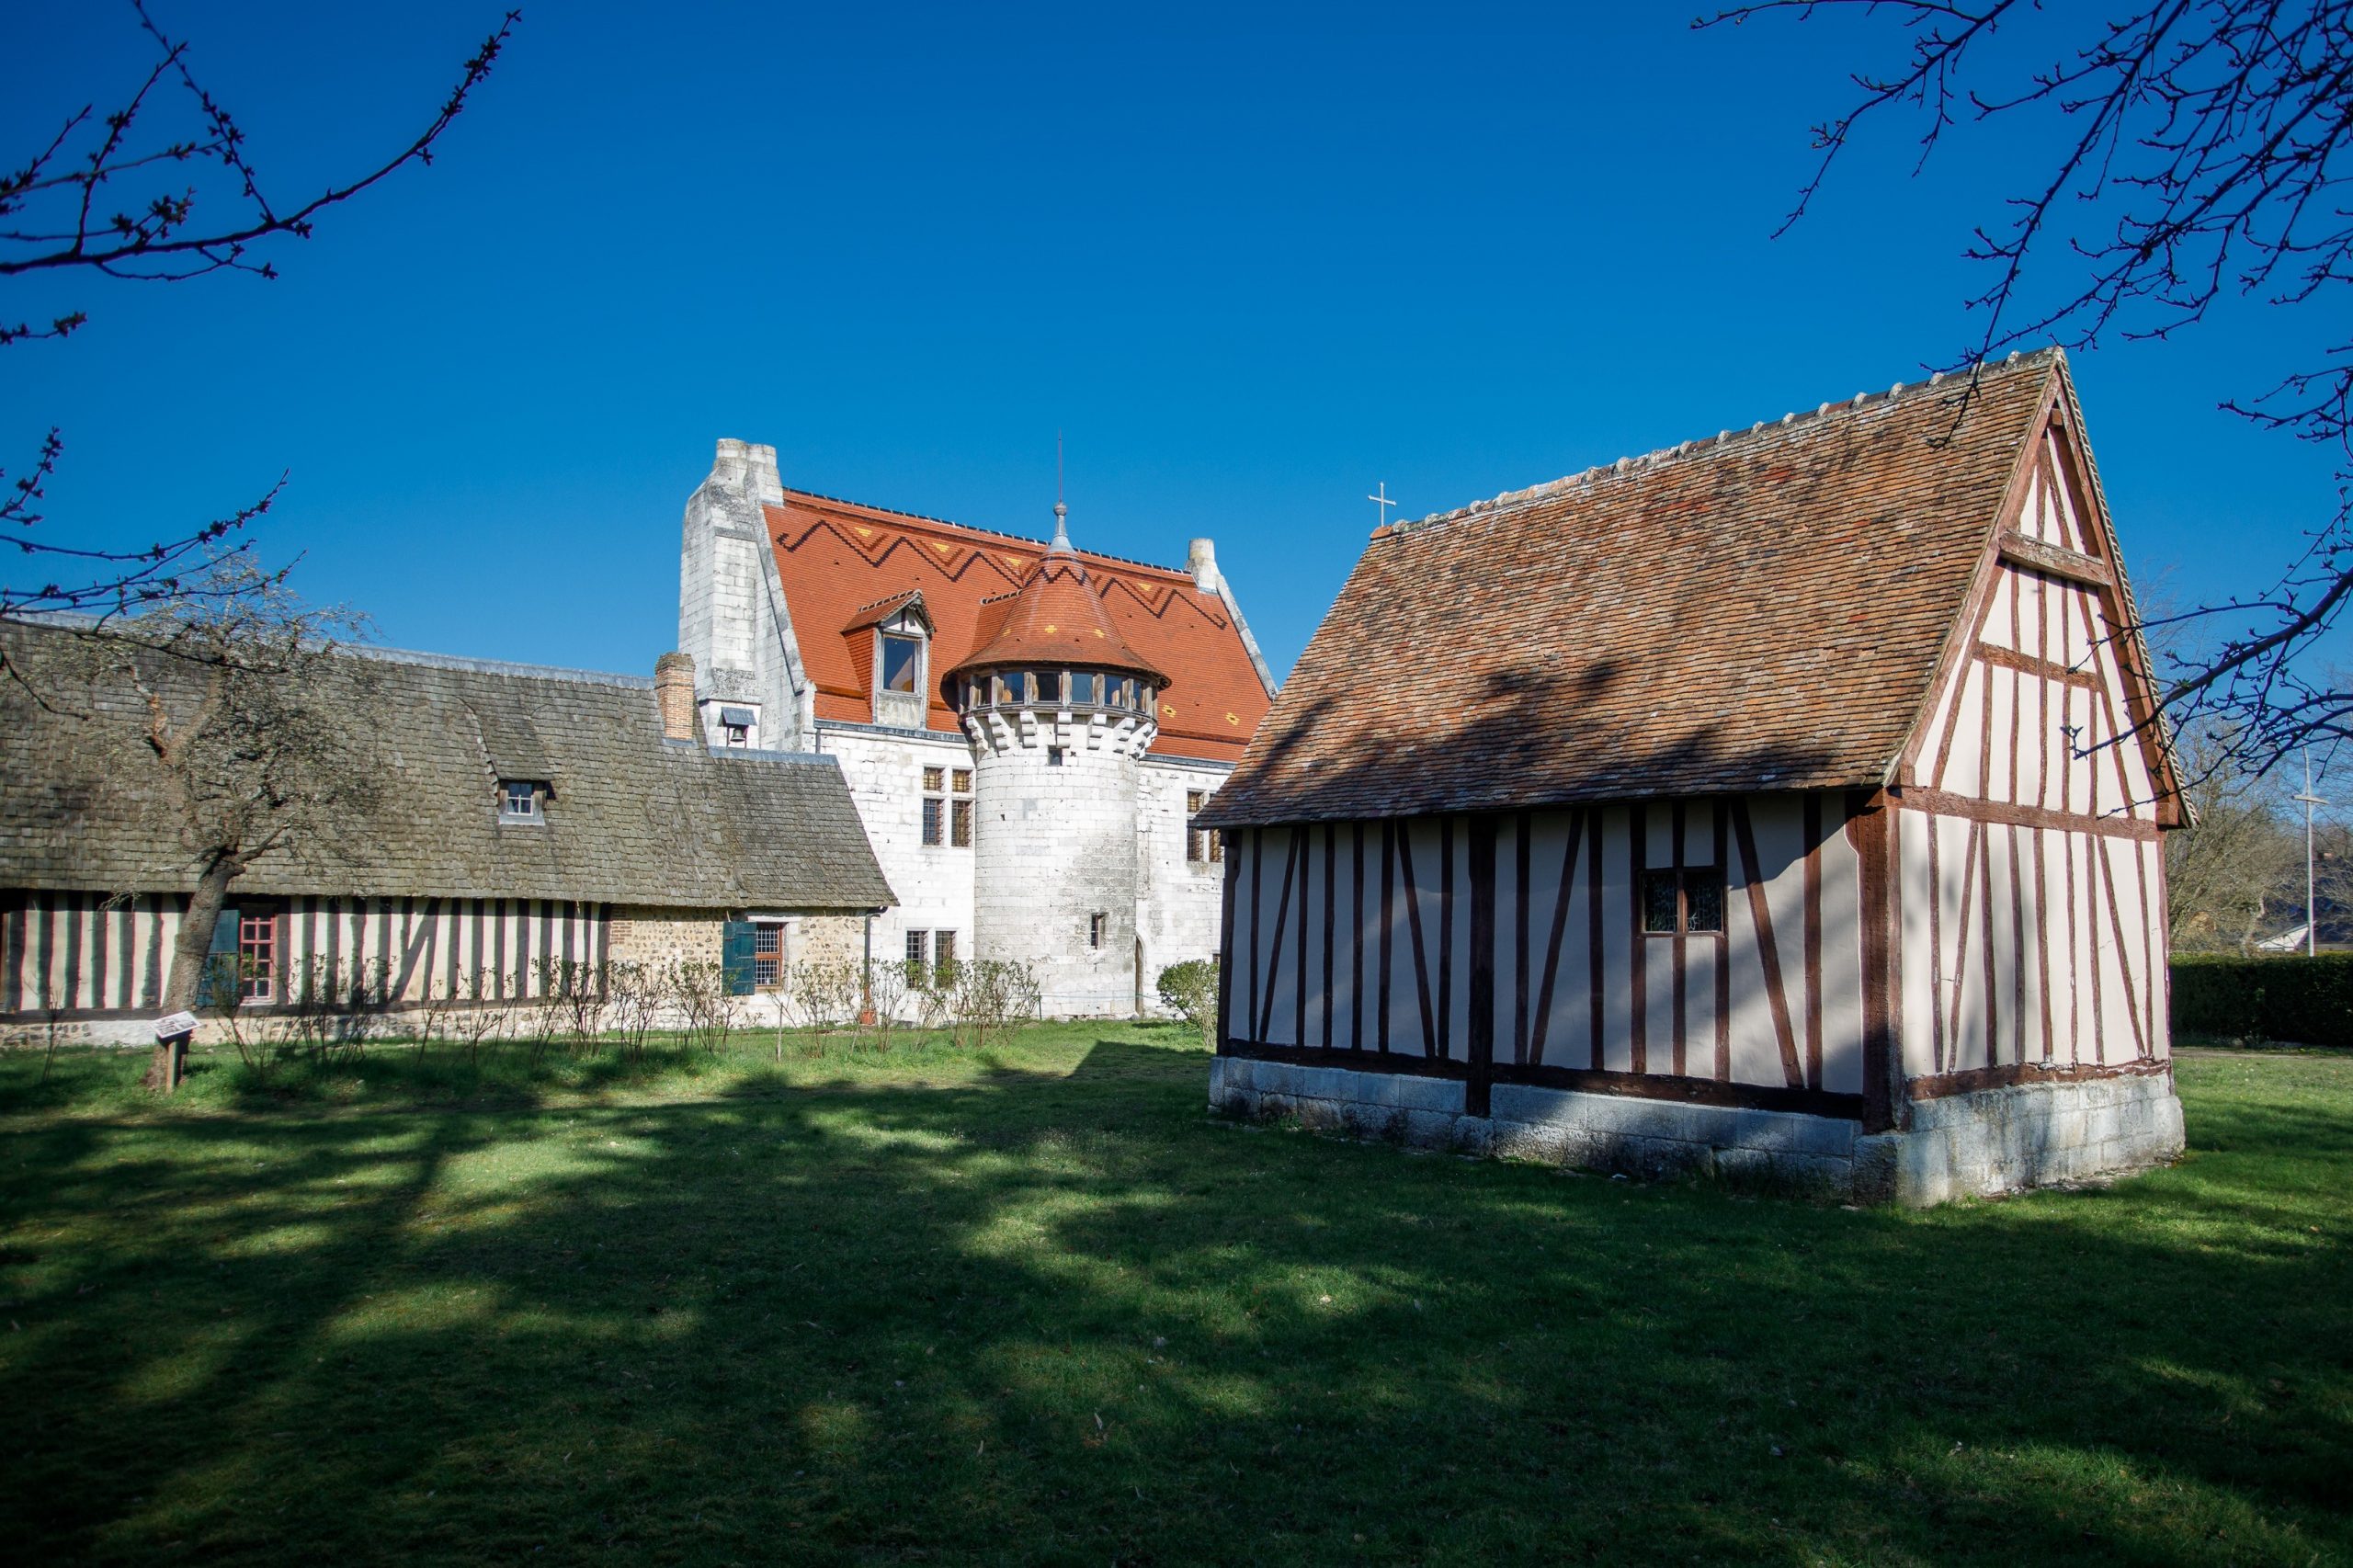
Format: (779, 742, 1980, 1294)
(947, 506, 1169, 686)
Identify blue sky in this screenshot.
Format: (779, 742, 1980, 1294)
(1, 1, 2330, 690)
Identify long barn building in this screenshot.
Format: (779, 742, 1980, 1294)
(0, 627, 892, 1043)
(1197, 349, 2185, 1205)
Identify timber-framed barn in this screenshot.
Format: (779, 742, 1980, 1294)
(0, 624, 893, 1045)
(1196, 348, 2186, 1205)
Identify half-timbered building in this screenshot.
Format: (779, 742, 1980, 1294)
(0, 625, 892, 1044)
(1196, 348, 2185, 1204)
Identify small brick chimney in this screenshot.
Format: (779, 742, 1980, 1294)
(654, 652, 698, 741)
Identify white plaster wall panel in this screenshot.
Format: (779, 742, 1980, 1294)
(1518, 811, 1578, 1069)
(1726, 797, 1791, 1088)
(1597, 807, 1635, 1074)
(1820, 810, 1867, 1094)
(1437, 816, 1469, 1062)
(1897, 807, 1938, 1080)
(2048, 434, 2090, 551)
(1492, 815, 1525, 1067)
(820, 726, 977, 973)
(1986, 659, 2018, 805)
(1302, 824, 1331, 1050)
(2142, 837, 2172, 1058)
(1988, 823, 2023, 1068)
(2072, 832, 2102, 1064)
(1220, 829, 1248, 1038)
(1982, 566, 2018, 652)
(1382, 823, 1431, 1058)
(1681, 927, 1722, 1079)
(1942, 663, 1988, 797)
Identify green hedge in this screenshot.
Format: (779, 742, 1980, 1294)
(2170, 954, 2353, 1047)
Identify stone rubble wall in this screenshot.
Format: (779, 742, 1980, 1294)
(1208, 1056, 2184, 1206)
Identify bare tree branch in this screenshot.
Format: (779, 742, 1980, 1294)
(0, 5, 519, 653)
(1699, 0, 2353, 776)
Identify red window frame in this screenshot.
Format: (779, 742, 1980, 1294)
(238, 912, 277, 1002)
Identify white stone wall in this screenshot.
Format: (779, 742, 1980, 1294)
(1136, 759, 1226, 1002)
(815, 724, 979, 972)
(970, 713, 1143, 1017)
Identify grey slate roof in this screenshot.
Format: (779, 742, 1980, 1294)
(0, 624, 896, 911)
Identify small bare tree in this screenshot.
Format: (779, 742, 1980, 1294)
(449, 967, 509, 1068)
(607, 960, 659, 1064)
(2167, 726, 2302, 950)
(786, 959, 860, 1051)
(862, 958, 910, 1051)
(6, 559, 381, 1089)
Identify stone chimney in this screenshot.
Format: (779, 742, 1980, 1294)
(654, 652, 699, 741)
(1188, 538, 1218, 592)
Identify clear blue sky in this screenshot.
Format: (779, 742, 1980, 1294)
(2, 1, 2329, 689)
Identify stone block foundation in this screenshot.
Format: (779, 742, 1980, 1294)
(1208, 1056, 2183, 1206)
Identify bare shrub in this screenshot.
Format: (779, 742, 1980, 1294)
(607, 960, 659, 1064)
(449, 967, 509, 1067)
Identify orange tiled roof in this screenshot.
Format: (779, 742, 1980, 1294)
(1202, 350, 2099, 824)
(949, 540, 1169, 686)
(767, 490, 1272, 762)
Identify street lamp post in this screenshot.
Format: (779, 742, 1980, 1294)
(2294, 749, 2329, 959)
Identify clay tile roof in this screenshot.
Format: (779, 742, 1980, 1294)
(947, 550, 1167, 685)
(1201, 350, 2075, 826)
(766, 491, 1274, 761)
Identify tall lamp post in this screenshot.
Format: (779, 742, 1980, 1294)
(2294, 749, 2329, 958)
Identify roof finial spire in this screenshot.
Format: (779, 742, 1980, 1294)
(1051, 429, 1072, 552)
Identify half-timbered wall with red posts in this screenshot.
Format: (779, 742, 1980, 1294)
(1219, 793, 1874, 1121)
(1891, 398, 2172, 1100)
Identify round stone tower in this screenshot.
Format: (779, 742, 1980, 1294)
(946, 504, 1168, 1017)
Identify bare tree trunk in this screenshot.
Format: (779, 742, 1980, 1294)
(153, 854, 240, 1092)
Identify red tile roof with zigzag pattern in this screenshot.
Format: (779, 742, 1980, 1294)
(766, 490, 1271, 761)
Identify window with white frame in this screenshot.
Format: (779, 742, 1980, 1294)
(499, 780, 544, 823)
(881, 633, 922, 693)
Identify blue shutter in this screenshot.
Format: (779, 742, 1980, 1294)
(193, 908, 239, 1007)
(722, 920, 756, 996)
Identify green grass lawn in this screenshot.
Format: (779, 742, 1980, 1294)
(1, 1028, 2347, 1565)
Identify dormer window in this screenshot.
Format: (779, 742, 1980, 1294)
(499, 780, 546, 824)
(847, 592, 934, 729)
(881, 633, 922, 694)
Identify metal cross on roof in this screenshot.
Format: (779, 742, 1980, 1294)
(1368, 482, 1398, 528)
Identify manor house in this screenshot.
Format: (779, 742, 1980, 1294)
(676, 440, 1277, 1016)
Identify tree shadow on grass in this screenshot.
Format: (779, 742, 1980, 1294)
(1, 1037, 2347, 1564)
